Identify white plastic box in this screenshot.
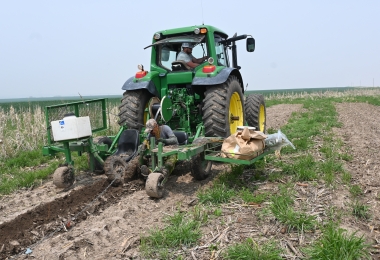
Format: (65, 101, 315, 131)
(51, 116, 92, 141)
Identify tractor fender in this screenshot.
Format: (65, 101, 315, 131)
(191, 67, 244, 91)
(122, 76, 159, 97)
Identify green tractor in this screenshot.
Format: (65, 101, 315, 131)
(118, 25, 266, 139)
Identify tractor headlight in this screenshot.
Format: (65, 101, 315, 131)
(194, 28, 200, 34)
(154, 33, 161, 40)
(208, 57, 214, 65)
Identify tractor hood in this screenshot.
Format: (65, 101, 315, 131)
(144, 35, 205, 49)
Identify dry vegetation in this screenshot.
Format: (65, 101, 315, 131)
(265, 88, 380, 100)
(0, 105, 120, 159)
(0, 106, 46, 159)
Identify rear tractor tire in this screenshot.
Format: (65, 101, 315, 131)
(53, 166, 75, 188)
(245, 94, 266, 132)
(118, 89, 152, 130)
(202, 76, 244, 137)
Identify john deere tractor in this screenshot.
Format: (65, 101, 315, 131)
(118, 25, 266, 139)
(42, 25, 268, 197)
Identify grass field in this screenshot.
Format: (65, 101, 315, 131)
(1, 87, 379, 258)
(1, 87, 375, 111)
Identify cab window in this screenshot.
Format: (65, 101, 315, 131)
(157, 37, 208, 71)
(214, 34, 229, 67)
(159, 45, 177, 70)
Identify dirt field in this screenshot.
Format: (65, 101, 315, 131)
(1, 102, 379, 259)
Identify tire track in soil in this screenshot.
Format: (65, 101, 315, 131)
(0, 179, 144, 258)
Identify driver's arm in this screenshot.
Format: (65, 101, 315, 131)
(177, 52, 201, 68)
(186, 61, 201, 68)
(187, 55, 208, 68)
(192, 56, 208, 64)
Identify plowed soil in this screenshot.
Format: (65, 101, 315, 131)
(1, 102, 379, 259)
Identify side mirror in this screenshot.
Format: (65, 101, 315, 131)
(161, 47, 170, 61)
(246, 37, 255, 52)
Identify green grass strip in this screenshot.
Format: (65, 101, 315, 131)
(140, 211, 202, 258)
(223, 238, 283, 260)
(304, 223, 371, 259)
(0, 150, 63, 195)
(270, 186, 317, 232)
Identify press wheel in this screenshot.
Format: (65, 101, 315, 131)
(145, 172, 164, 198)
(53, 166, 74, 188)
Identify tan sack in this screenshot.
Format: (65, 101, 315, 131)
(221, 127, 267, 160)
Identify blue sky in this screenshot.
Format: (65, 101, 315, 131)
(0, 0, 379, 98)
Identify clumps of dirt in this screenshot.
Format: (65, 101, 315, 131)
(123, 157, 141, 183)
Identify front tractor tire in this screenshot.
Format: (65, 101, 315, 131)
(245, 94, 266, 132)
(202, 76, 244, 137)
(118, 89, 152, 130)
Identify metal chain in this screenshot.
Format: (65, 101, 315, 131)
(10, 178, 116, 259)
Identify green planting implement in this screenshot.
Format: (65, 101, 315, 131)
(42, 24, 270, 197)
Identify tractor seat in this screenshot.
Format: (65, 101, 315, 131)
(114, 129, 140, 162)
(171, 60, 191, 71)
(173, 131, 188, 145)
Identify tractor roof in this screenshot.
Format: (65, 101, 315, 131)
(153, 25, 228, 39)
(144, 35, 205, 49)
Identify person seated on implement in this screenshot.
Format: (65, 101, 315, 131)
(145, 119, 178, 146)
(176, 43, 209, 69)
(144, 119, 178, 177)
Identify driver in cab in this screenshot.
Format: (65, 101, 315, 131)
(176, 43, 208, 68)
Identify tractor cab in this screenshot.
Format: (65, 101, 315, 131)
(144, 27, 255, 73)
(145, 34, 209, 72)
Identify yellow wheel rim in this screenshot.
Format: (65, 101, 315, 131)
(229, 92, 244, 134)
(259, 104, 266, 131)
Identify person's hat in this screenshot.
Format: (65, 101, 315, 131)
(144, 119, 157, 133)
(181, 42, 193, 48)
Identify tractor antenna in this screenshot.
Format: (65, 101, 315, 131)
(201, 0, 204, 25)
(78, 92, 88, 106)
(78, 92, 84, 103)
